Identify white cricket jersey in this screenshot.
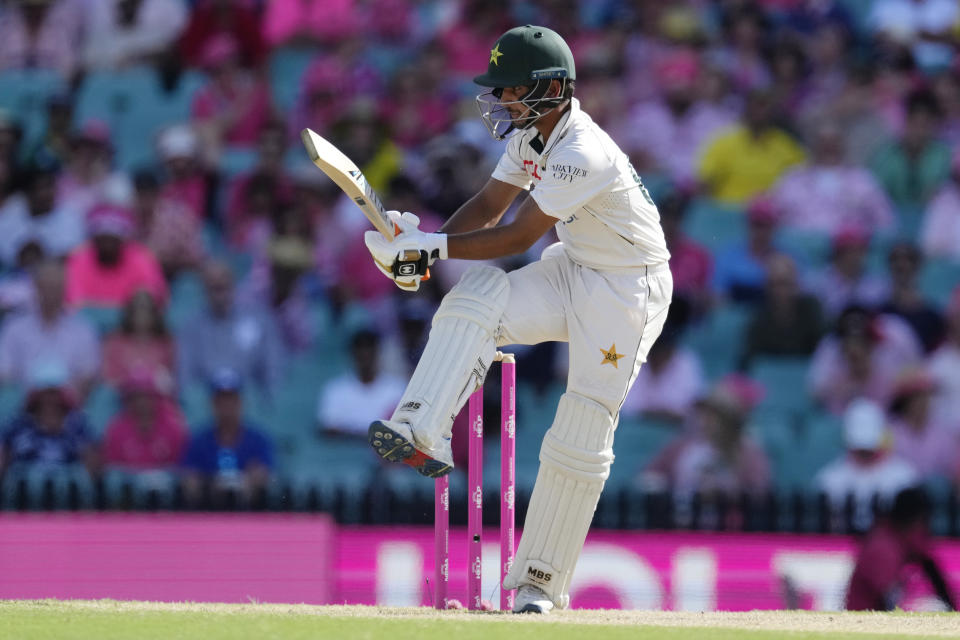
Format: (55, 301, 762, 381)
(491, 98, 670, 270)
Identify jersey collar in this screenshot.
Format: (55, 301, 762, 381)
(528, 98, 579, 165)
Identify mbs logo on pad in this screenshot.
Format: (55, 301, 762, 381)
(527, 567, 552, 582)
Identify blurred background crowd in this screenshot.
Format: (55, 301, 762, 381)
(0, 0, 959, 532)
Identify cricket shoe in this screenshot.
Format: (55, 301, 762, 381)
(368, 420, 454, 478)
(513, 585, 554, 614)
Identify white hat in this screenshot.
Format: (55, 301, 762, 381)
(843, 398, 887, 451)
(157, 124, 197, 160)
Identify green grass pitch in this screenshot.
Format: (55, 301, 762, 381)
(2, 600, 958, 639)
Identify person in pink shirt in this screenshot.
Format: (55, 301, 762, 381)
(919, 148, 960, 260)
(439, 0, 509, 78)
(641, 376, 771, 514)
(659, 188, 713, 316)
(224, 121, 293, 250)
(616, 49, 738, 185)
(262, 0, 358, 48)
(888, 369, 960, 482)
(156, 124, 208, 221)
(808, 306, 922, 415)
(0, 0, 84, 79)
(102, 290, 175, 391)
(191, 34, 271, 165)
(54, 120, 133, 218)
(290, 59, 354, 140)
(771, 121, 895, 235)
(707, 5, 772, 94)
(378, 67, 455, 149)
(179, 0, 264, 69)
(131, 170, 204, 280)
(65, 202, 168, 309)
(103, 369, 187, 471)
(847, 486, 957, 611)
(621, 308, 705, 425)
(929, 287, 960, 431)
(807, 227, 890, 319)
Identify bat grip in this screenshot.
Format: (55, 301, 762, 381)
(394, 225, 430, 281)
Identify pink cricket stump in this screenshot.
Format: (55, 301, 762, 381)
(433, 475, 449, 609)
(467, 388, 484, 610)
(499, 354, 516, 611)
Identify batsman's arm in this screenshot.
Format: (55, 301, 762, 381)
(445, 192, 556, 260)
(439, 178, 524, 234)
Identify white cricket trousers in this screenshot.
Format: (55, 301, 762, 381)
(496, 245, 673, 415)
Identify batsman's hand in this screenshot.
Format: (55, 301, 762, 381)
(364, 211, 447, 292)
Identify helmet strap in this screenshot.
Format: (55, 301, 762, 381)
(516, 78, 567, 130)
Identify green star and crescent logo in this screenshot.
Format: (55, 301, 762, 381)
(489, 44, 504, 65)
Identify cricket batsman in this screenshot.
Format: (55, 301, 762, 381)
(364, 25, 672, 613)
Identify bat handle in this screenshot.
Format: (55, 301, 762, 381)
(395, 225, 430, 281)
(397, 250, 431, 282)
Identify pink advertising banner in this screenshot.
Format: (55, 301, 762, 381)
(2, 515, 959, 610)
(337, 527, 960, 611)
(0, 514, 335, 604)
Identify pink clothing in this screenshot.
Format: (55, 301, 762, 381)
(622, 36, 676, 104)
(928, 343, 960, 431)
(645, 434, 772, 497)
(103, 401, 187, 470)
(138, 197, 204, 270)
(707, 47, 772, 94)
(377, 96, 454, 149)
(0, 0, 83, 77)
(622, 348, 705, 419)
(920, 183, 960, 260)
(808, 317, 923, 414)
(440, 24, 503, 77)
(65, 243, 168, 308)
(807, 267, 890, 318)
(337, 232, 396, 303)
(56, 171, 134, 217)
(191, 76, 271, 147)
(101, 334, 175, 390)
(224, 172, 293, 249)
(160, 176, 207, 221)
(890, 418, 960, 480)
(618, 100, 738, 184)
(669, 236, 713, 296)
(262, 0, 358, 47)
(771, 165, 896, 235)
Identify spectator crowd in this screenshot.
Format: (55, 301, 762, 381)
(0, 0, 959, 523)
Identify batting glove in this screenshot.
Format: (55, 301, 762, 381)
(364, 211, 447, 291)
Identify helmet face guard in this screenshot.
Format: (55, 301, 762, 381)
(475, 75, 569, 141)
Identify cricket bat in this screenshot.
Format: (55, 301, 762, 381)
(300, 128, 428, 281)
(300, 127, 396, 239)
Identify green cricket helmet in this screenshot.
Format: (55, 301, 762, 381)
(474, 25, 576, 140)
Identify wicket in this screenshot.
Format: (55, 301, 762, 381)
(434, 352, 516, 611)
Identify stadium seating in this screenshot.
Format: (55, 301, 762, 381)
(748, 357, 813, 418)
(74, 66, 206, 169)
(83, 384, 120, 437)
(0, 69, 67, 155)
(268, 46, 319, 112)
(919, 258, 960, 306)
(682, 303, 752, 381)
(0, 463, 95, 509)
(682, 199, 746, 251)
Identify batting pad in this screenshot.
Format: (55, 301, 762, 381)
(391, 265, 510, 450)
(503, 392, 615, 609)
